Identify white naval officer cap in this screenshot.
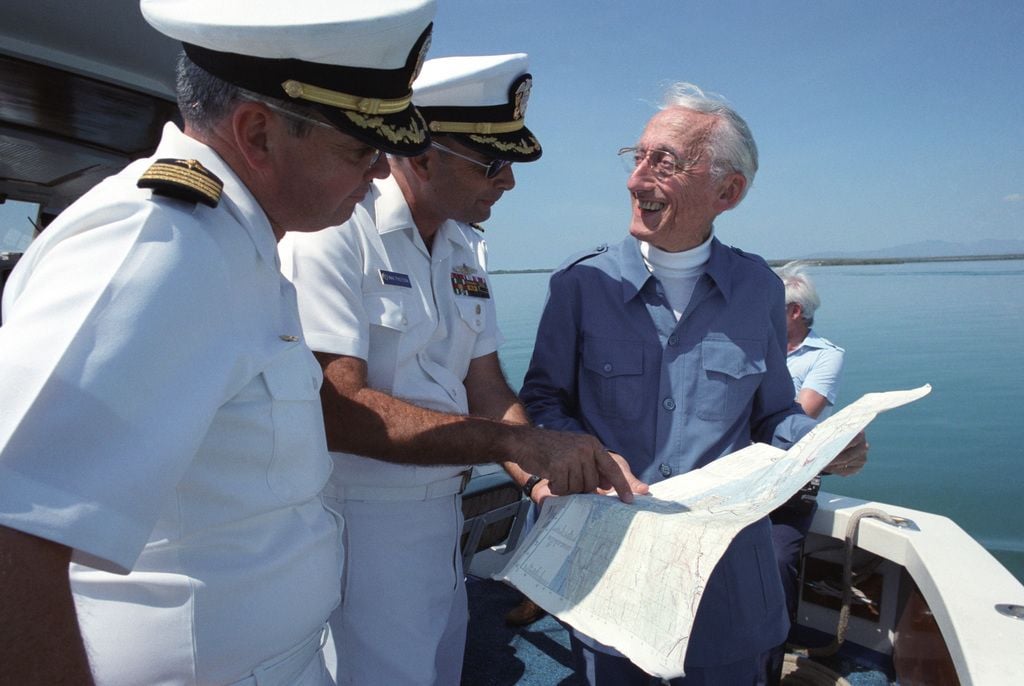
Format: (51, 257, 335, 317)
(140, 0, 437, 155)
(413, 53, 541, 162)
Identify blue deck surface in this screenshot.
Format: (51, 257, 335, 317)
(462, 577, 582, 685)
(462, 577, 894, 685)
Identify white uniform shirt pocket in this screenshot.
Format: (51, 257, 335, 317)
(261, 343, 331, 503)
(363, 291, 414, 332)
(454, 297, 487, 334)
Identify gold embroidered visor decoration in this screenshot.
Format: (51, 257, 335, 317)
(281, 80, 412, 115)
(467, 134, 541, 155)
(428, 119, 525, 135)
(344, 112, 428, 145)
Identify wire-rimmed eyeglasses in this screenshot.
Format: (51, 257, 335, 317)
(617, 146, 697, 178)
(237, 91, 383, 168)
(431, 142, 512, 179)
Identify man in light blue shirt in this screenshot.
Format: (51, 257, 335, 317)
(777, 261, 845, 420)
(766, 261, 849, 682)
(520, 83, 867, 685)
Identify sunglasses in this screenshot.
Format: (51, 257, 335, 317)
(431, 142, 512, 179)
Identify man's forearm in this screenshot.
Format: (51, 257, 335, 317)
(322, 382, 535, 465)
(0, 527, 94, 684)
(317, 352, 634, 499)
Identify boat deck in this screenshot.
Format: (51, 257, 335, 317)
(463, 576, 581, 685)
(462, 577, 893, 686)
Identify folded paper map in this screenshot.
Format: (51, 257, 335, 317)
(497, 385, 931, 679)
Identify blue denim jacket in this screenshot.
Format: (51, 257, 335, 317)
(520, 235, 817, 667)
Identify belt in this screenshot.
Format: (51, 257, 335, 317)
(325, 469, 472, 502)
(228, 624, 328, 686)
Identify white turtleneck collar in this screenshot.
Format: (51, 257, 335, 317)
(639, 234, 713, 320)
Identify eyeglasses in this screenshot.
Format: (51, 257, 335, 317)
(238, 91, 383, 168)
(431, 142, 512, 179)
(617, 146, 697, 178)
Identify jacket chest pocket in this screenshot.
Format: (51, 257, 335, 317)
(582, 337, 645, 420)
(261, 343, 330, 503)
(696, 338, 766, 421)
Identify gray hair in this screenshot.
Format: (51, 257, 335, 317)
(175, 51, 312, 137)
(660, 82, 758, 198)
(774, 261, 820, 326)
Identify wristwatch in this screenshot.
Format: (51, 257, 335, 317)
(522, 474, 543, 498)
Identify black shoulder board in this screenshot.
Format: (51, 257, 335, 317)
(138, 158, 223, 208)
(468, 222, 485, 233)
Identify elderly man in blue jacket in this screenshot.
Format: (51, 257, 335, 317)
(519, 83, 867, 685)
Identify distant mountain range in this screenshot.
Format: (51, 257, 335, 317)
(800, 239, 1024, 260)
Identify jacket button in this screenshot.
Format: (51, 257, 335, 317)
(662, 398, 676, 410)
(659, 464, 672, 477)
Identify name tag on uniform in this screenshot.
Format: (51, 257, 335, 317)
(451, 272, 491, 299)
(379, 269, 412, 288)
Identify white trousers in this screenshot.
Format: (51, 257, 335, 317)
(325, 494, 468, 686)
(228, 625, 333, 686)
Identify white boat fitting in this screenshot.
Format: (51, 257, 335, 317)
(795, 492, 1024, 685)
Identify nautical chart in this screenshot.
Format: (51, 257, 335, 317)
(497, 386, 931, 679)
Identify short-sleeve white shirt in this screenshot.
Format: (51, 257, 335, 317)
(786, 329, 845, 418)
(280, 175, 502, 489)
(0, 124, 340, 685)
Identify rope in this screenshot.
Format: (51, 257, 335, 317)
(806, 507, 907, 657)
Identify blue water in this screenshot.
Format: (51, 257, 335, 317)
(489, 260, 1024, 583)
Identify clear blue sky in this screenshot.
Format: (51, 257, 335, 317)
(2, 1, 1020, 268)
(426, 0, 1023, 268)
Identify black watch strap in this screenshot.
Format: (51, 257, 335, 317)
(522, 474, 542, 498)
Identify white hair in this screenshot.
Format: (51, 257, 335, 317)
(774, 261, 821, 326)
(660, 82, 758, 199)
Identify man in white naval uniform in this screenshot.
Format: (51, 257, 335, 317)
(0, 1, 436, 683)
(280, 55, 642, 685)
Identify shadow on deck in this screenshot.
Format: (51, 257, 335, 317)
(462, 577, 584, 686)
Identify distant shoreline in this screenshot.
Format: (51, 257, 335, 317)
(490, 253, 1024, 275)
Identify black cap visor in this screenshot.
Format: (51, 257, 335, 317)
(183, 25, 433, 156)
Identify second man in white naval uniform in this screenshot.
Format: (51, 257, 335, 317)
(280, 54, 642, 685)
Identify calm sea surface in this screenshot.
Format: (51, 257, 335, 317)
(489, 259, 1024, 583)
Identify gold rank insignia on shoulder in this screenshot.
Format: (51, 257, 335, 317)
(137, 158, 223, 208)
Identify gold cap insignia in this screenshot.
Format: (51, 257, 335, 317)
(513, 76, 532, 121)
(410, 30, 433, 88)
